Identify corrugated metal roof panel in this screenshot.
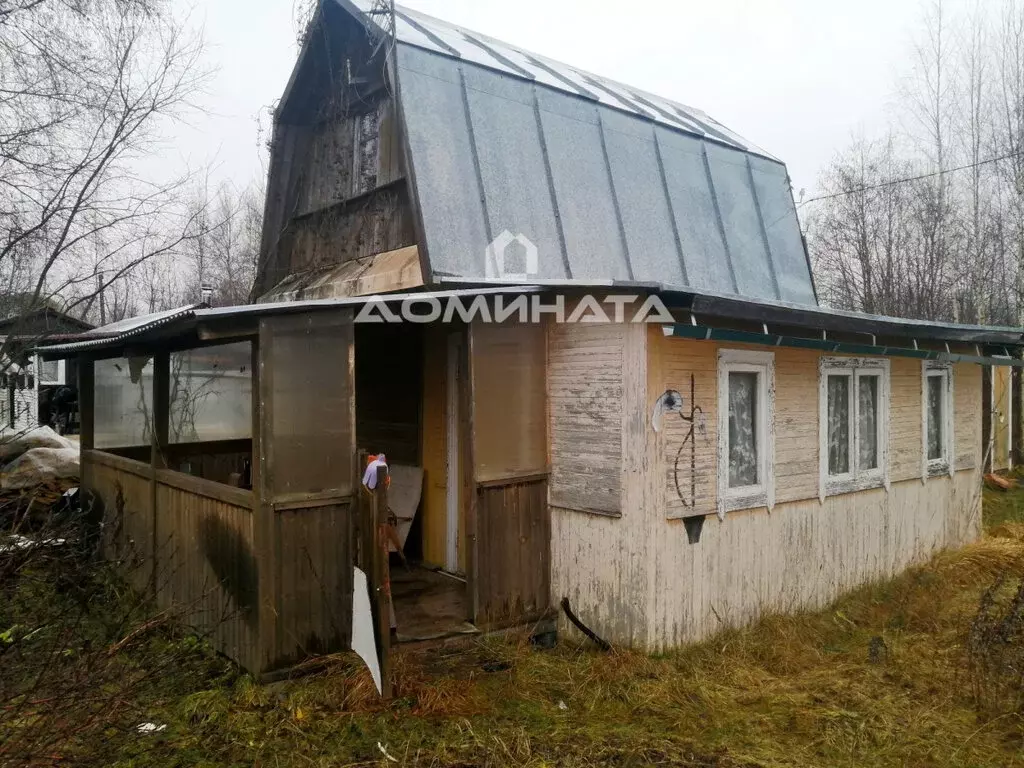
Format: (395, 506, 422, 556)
(40, 306, 202, 353)
(78, 305, 204, 338)
(382, 3, 776, 158)
(343, 1, 815, 304)
(39, 288, 545, 356)
(394, 41, 816, 301)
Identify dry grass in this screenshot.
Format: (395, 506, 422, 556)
(16, 485, 1024, 766)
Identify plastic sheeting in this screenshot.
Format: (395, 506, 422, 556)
(2, 447, 80, 489)
(169, 342, 253, 444)
(0, 426, 75, 462)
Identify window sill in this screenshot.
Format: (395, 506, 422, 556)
(721, 488, 768, 515)
(926, 461, 951, 478)
(822, 474, 886, 499)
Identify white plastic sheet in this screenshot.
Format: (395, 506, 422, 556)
(2, 447, 80, 489)
(351, 566, 382, 696)
(0, 426, 75, 461)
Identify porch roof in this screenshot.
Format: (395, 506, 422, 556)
(37, 286, 543, 358)
(37, 281, 1024, 361)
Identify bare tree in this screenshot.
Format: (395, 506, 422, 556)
(180, 181, 263, 308)
(809, 0, 1024, 325)
(0, 0, 209, 355)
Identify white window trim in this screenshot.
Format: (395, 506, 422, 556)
(921, 361, 954, 481)
(717, 349, 775, 520)
(35, 354, 65, 386)
(818, 357, 890, 502)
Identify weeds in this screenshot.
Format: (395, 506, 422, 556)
(5, 486, 1024, 765)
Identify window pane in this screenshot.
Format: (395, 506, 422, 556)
(827, 375, 850, 475)
(264, 313, 354, 498)
(39, 359, 61, 384)
(728, 371, 759, 487)
(927, 375, 944, 460)
(858, 375, 879, 471)
(169, 342, 253, 444)
(95, 357, 153, 449)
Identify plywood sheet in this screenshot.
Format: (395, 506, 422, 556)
(387, 463, 423, 550)
(548, 322, 624, 514)
(471, 321, 546, 482)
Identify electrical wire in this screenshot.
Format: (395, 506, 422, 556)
(798, 148, 1024, 208)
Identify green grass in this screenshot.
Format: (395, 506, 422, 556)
(10, 487, 1024, 766)
(984, 472, 1024, 529)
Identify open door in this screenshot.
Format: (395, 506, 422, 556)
(466, 320, 550, 627)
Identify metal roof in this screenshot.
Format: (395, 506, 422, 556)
(341, 1, 818, 306)
(38, 287, 544, 357)
(75, 305, 204, 338)
(377, 4, 775, 160)
(39, 305, 204, 354)
(433, 276, 1024, 345)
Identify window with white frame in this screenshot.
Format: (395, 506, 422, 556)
(922, 362, 954, 477)
(818, 357, 889, 499)
(35, 355, 64, 386)
(717, 349, 774, 518)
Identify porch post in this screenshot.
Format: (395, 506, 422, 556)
(150, 351, 169, 593)
(371, 465, 393, 699)
(253, 331, 278, 674)
(151, 351, 169, 469)
(78, 358, 94, 451)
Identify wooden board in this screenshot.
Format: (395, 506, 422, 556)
(470, 322, 546, 482)
(420, 326, 448, 568)
(993, 364, 1012, 471)
(548, 322, 624, 515)
(474, 477, 550, 626)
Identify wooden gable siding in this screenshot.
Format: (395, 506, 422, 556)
(256, 95, 415, 297)
(296, 99, 403, 214)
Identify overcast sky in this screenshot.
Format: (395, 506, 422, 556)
(180, 0, 959, 199)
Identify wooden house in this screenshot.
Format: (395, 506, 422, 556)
(0, 295, 92, 433)
(41, 1, 1024, 677)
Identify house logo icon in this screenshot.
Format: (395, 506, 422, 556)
(485, 230, 539, 281)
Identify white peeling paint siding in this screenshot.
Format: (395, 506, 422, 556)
(551, 325, 983, 651)
(647, 333, 982, 650)
(549, 321, 658, 647)
(648, 472, 980, 649)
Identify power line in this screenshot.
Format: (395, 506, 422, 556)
(798, 148, 1024, 208)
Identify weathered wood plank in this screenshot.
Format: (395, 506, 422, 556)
(475, 478, 549, 626)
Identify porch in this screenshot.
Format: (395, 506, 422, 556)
(43, 291, 551, 678)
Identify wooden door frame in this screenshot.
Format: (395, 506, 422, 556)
(444, 331, 461, 574)
(461, 324, 478, 623)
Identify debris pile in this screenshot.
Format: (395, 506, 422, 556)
(0, 426, 79, 490)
